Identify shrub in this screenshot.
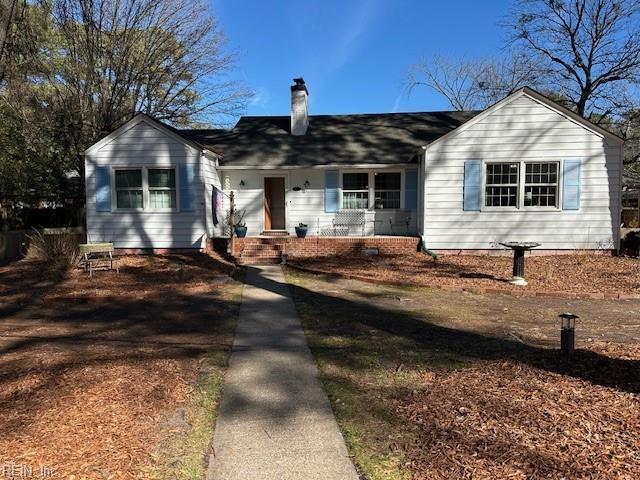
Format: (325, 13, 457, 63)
(25, 229, 83, 266)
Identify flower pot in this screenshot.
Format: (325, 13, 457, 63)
(234, 226, 247, 238)
(295, 226, 308, 238)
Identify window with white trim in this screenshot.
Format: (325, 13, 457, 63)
(342, 172, 369, 209)
(485, 163, 519, 207)
(114, 167, 177, 211)
(115, 169, 143, 209)
(524, 162, 559, 207)
(374, 172, 401, 209)
(148, 168, 177, 209)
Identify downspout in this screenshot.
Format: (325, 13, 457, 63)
(618, 143, 624, 255)
(420, 238, 438, 261)
(418, 145, 434, 257)
(414, 145, 437, 260)
(418, 146, 427, 244)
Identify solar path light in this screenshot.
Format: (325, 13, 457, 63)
(559, 312, 579, 355)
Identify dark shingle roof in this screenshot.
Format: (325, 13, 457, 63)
(179, 111, 479, 167)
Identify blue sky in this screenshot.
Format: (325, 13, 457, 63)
(212, 0, 513, 117)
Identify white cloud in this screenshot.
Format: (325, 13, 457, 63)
(298, 0, 387, 96)
(248, 86, 271, 115)
(392, 93, 403, 113)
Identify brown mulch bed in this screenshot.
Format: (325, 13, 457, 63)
(0, 252, 239, 479)
(396, 342, 640, 480)
(293, 253, 640, 297)
(0, 251, 236, 311)
(2, 349, 195, 479)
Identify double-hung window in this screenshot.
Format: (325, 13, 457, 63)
(342, 173, 369, 209)
(114, 167, 177, 211)
(374, 172, 401, 209)
(485, 163, 519, 207)
(115, 169, 144, 209)
(524, 162, 559, 207)
(148, 168, 177, 209)
(483, 161, 560, 209)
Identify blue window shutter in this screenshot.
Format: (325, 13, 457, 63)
(463, 160, 482, 211)
(95, 166, 111, 212)
(325, 170, 339, 213)
(180, 164, 196, 211)
(405, 169, 418, 212)
(562, 159, 581, 210)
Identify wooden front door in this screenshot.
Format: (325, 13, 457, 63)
(264, 177, 286, 230)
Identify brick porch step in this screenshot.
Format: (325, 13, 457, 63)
(241, 243, 282, 252)
(239, 242, 282, 265)
(237, 254, 282, 265)
(241, 250, 281, 258)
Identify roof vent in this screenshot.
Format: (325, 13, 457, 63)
(290, 77, 308, 135)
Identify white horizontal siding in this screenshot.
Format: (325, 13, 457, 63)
(85, 120, 207, 248)
(219, 168, 417, 237)
(423, 93, 621, 250)
(93, 121, 200, 158)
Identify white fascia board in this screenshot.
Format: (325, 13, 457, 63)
(216, 163, 418, 170)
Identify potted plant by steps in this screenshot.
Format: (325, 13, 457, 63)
(295, 222, 308, 238)
(233, 210, 247, 238)
(234, 222, 247, 238)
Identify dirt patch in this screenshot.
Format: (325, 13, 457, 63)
(0, 253, 241, 479)
(293, 253, 640, 297)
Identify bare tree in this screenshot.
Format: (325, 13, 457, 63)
(1, 0, 250, 180)
(620, 108, 640, 167)
(45, 0, 250, 132)
(508, 0, 640, 120)
(407, 52, 543, 111)
(0, 0, 250, 206)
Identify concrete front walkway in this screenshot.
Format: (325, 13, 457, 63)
(207, 265, 359, 480)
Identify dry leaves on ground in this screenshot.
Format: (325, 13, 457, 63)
(2, 349, 196, 479)
(396, 343, 640, 480)
(296, 253, 640, 295)
(0, 253, 238, 479)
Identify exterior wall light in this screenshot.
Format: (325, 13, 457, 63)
(239, 180, 246, 187)
(559, 312, 579, 355)
(304, 180, 310, 188)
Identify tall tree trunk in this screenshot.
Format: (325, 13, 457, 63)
(0, 0, 16, 78)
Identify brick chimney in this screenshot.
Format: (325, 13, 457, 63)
(290, 77, 308, 135)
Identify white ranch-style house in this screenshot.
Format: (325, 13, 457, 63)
(85, 78, 623, 259)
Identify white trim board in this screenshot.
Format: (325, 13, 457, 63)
(217, 163, 417, 171)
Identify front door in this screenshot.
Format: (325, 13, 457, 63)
(264, 177, 286, 230)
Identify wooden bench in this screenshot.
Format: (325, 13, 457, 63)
(79, 243, 119, 276)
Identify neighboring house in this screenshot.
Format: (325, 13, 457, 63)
(622, 173, 640, 227)
(85, 78, 624, 254)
